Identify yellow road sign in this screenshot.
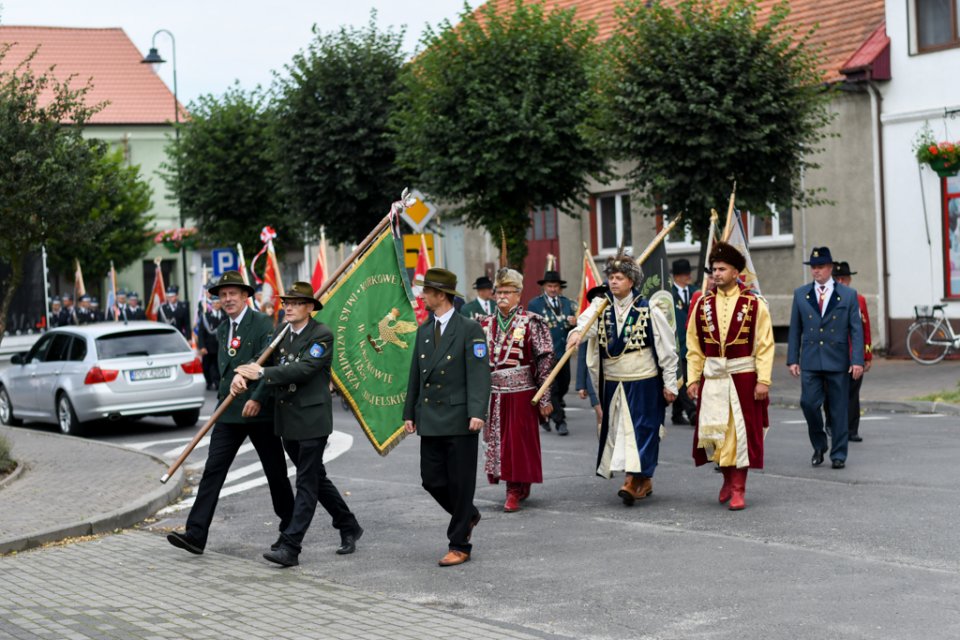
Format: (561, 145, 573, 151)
(400, 190, 437, 231)
(403, 233, 435, 269)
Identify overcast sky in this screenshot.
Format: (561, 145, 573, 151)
(0, 1, 467, 104)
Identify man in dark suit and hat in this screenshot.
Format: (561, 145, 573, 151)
(160, 284, 191, 338)
(670, 258, 697, 425)
(126, 292, 147, 320)
(167, 270, 294, 557)
(787, 247, 864, 469)
(460, 276, 495, 320)
(234, 281, 363, 568)
(404, 268, 491, 567)
(527, 266, 576, 435)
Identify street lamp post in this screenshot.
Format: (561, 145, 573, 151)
(142, 29, 189, 313)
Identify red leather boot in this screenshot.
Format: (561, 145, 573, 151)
(504, 483, 522, 512)
(729, 468, 748, 511)
(518, 483, 531, 501)
(718, 467, 733, 504)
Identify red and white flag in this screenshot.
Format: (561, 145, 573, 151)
(145, 259, 166, 321)
(251, 226, 285, 320)
(577, 247, 603, 314)
(310, 230, 328, 293)
(412, 234, 431, 325)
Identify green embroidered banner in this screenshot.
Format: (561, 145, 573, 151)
(315, 229, 416, 455)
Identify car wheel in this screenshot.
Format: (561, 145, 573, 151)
(0, 387, 22, 426)
(57, 393, 84, 437)
(172, 409, 200, 428)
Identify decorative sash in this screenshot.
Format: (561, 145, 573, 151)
(697, 356, 755, 468)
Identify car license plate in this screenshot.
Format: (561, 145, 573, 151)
(130, 367, 172, 381)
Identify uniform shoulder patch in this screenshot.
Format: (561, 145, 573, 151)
(309, 342, 326, 358)
(473, 343, 488, 358)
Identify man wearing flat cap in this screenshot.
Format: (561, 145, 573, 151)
(168, 270, 294, 559)
(687, 242, 774, 510)
(460, 276, 495, 320)
(824, 261, 873, 443)
(787, 247, 864, 470)
(670, 258, 697, 426)
(527, 266, 576, 435)
(233, 281, 363, 568)
(160, 284, 190, 338)
(404, 268, 491, 567)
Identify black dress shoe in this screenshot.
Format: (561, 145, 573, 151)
(541, 422, 551, 432)
(167, 531, 204, 555)
(263, 547, 299, 567)
(336, 526, 364, 555)
(270, 535, 284, 552)
(849, 434, 863, 442)
(556, 422, 569, 436)
(811, 448, 826, 467)
(832, 459, 845, 469)
(671, 415, 689, 426)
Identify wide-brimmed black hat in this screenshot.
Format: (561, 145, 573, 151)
(473, 276, 493, 290)
(804, 246, 834, 266)
(586, 283, 609, 302)
(279, 281, 323, 311)
(671, 259, 692, 276)
(415, 268, 462, 298)
(537, 270, 567, 287)
(832, 261, 858, 277)
(208, 270, 256, 297)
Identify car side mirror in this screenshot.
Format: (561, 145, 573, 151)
(10, 352, 25, 365)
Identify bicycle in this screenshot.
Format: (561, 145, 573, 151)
(906, 305, 960, 364)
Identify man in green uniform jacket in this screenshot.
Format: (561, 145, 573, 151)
(167, 271, 294, 556)
(404, 268, 491, 567)
(234, 281, 362, 568)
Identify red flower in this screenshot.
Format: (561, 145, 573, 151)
(930, 145, 939, 155)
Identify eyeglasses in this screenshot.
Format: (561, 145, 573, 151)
(494, 290, 519, 297)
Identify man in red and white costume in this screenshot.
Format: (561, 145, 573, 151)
(687, 242, 774, 511)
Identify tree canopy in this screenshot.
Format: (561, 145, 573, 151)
(392, 0, 608, 267)
(274, 15, 407, 246)
(599, 0, 834, 238)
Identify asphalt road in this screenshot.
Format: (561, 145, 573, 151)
(52, 393, 948, 640)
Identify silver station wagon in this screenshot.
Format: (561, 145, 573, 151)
(0, 322, 206, 436)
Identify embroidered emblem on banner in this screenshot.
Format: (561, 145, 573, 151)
(473, 343, 488, 358)
(310, 343, 325, 358)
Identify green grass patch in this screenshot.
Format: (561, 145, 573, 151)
(0, 434, 14, 474)
(914, 380, 960, 404)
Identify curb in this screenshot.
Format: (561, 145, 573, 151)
(0, 460, 25, 490)
(0, 432, 186, 555)
(770, 395, 960, 416)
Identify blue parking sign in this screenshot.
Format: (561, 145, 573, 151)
(212, 249, 238, 277)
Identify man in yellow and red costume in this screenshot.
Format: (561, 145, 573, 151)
(686, 242, 774, 511)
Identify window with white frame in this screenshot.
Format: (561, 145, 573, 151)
(746, 204, 794, 245)
(910, 0, 960, 53)
(596, 192, 632, 254)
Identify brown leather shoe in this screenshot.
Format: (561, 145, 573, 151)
(617, 479, 636, 506)
(438, 550, 470, 566)
(634, 476, 653, 499)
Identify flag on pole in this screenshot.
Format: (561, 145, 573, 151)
(576, 246, 603, 314)
(236, 243, 255, 308)
(411, 233, 431, 324)
(251, 227, 285, 319)
(105, 261, 118, 321)
(146, 258, 166, 321)
(74, 259, 86, 297)
(315, 213, 416, 456)
(723, 210, 762, 295)
(310, 230, 328, 293)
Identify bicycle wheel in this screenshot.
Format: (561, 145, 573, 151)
(906, 320, 951, 364)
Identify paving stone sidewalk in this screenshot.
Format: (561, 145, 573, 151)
(0, 426, 183, 554)
(0, 530, 560, 640)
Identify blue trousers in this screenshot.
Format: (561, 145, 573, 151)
(800, 370, 850, 462)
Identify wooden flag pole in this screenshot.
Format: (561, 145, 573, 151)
(721, 181, 738, 242)
(160, 322, 292, 483)
(531, 215, 683, 405)
(701, 209, 720, 295)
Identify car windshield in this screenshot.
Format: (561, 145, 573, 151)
(96, 329, 189, 359)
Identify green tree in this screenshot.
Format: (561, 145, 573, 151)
(0, 46, 105, 341)
(392, 0, 607, 267)
(600, 0, 834, 239)
(47, 148, 154, 287)
(274, 14, 406, 246)
(162, 84, 297, 253)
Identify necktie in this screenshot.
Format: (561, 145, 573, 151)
(231, 321, 239, 342)
(434, 320, 442, 344)
(818, 286, 827, 314)
(682, 288, 688, 306)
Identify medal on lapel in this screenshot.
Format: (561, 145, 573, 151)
(228, 335, 241, 357)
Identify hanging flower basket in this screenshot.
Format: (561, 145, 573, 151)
(154, 227, 199, 253)
(914, 124, 960, 178)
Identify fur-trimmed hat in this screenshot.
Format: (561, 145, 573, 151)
(603, 251, 641, 283)
(709, 242, 746, 272)
(494, 268, 524, 291)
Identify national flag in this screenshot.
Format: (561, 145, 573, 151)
(145, 259, 166, 321)
(310, 230, 328, 293)
(105, 261, 118, 321)
(315, 220, 416, 456)
(73, 259, 86, 297)
(251, 227, 285, 319)
(723, 210, 762, 295)
(576, 246, 602, 314)
(411, 233, 431, 324)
